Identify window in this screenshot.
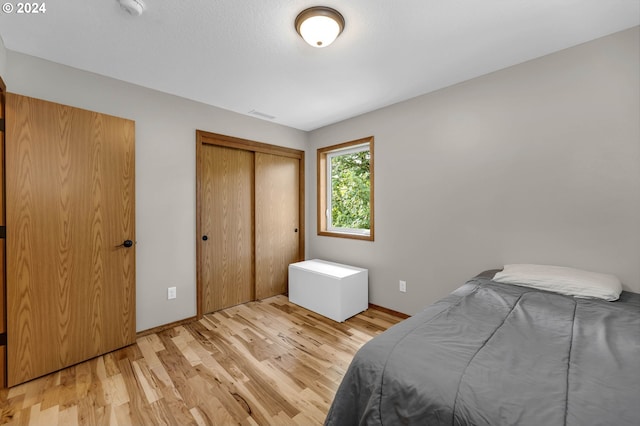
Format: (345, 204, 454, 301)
(317, 136, 374, 241)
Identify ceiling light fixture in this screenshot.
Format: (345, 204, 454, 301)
(295, 6, 345, 48)
(118, 0, 145, 16)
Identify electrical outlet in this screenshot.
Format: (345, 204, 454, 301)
(399, 280, 407, 293)
(168, 286, 177, 300)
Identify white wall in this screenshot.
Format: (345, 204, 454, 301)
(307, 27, 640, 315)
(0, 34, 7, 80)
(4, 26, 639, 323)
(4, 51, 308, 331)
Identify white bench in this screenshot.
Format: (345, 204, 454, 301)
(288, 259, 368, 322)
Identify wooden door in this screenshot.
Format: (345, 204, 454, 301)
(0, 78, 6, 387)
(200, 144, 254, 313)
(6, 94, 136, 386)
(255, 153, 301, 299)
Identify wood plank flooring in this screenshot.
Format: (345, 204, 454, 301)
(0, 295, 404, 425)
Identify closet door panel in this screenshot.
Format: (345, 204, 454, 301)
(201, 144, 254, 313)
(6, 94, 136, 386)
(255, 152, 300, 299)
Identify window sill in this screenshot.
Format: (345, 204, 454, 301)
(318, 230, 374, 241)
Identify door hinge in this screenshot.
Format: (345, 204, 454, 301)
(0, 226, 5, 239)
(0, 118, 4, 132)
(0, 333, 6, 346)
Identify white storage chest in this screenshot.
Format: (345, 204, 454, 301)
(288, 259, 368, 322)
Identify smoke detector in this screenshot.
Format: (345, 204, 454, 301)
(118, 0, 145, 16)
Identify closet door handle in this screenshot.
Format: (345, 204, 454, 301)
(294, 228, 298, 233)
(202, 235, 209, 241)
(116, 239, 134, 248)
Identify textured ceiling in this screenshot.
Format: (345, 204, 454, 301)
(0, 0, 638, 131)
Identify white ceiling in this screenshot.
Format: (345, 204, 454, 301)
(0, 0, 638, 131)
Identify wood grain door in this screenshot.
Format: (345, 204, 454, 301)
(200, 144, 254, 313)
(0, 78, 6, 387)
(6, 94, 136, 386)
(255, 153, 301, 299)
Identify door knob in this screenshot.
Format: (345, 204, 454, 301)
(294, 228, 298, 233)
(202, 235, 208, 241)
(116, 240, 134, 248)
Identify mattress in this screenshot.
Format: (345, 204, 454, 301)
(325, 273, 640, 425)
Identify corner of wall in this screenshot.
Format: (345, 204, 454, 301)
(0, 35, 7, 80)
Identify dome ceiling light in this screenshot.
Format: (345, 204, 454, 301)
(118, 0, 145, 16)
(295, 6, 345, 48)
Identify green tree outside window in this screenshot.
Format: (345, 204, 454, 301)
(330, 150, 370, 230)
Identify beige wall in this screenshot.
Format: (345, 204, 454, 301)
(4, 52, 308, 331)
(308, 27, 640, 314)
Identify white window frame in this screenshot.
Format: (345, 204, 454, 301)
(326, 144, 371, 236)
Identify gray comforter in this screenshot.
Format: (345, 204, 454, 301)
(325, 274, 640, 425)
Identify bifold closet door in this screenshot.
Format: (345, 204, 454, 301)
(255, 152, 300, 299)
(6, 94, 136, 386)
(200, 144, 254, 313)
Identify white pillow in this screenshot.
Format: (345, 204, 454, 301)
(493, 264, 622, 301)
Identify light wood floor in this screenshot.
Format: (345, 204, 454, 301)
(0, 295, 404, 425)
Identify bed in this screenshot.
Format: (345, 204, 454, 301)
(325, 268, 640, 425)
